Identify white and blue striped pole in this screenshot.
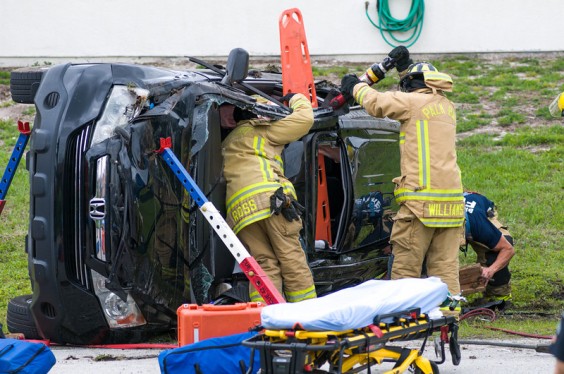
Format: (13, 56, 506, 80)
(0, 121, 31, 215)
(157, 137, 285, 305)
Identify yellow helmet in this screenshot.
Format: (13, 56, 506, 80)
(549, 93, 564, 117)
(399, 62, 453, 93)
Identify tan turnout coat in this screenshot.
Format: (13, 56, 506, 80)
(222, 93, 314, 234)
(353, 82, 464, 227)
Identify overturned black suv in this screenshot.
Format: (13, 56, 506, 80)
(8, 49, 400, 345)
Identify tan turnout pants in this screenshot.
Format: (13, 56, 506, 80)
(237, 214, 317, 303)
(390, 205, 462, 294)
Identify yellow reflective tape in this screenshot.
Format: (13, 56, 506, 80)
(254, 136, 272, 182)
(232, 209, 271, 234)
(226, 182, 280, 212)
(423, 71, 452, 83)
(396, 196, 463, 202)
(394, 188, 463, 203)
(226, 182, 280, 208)
(227, 183, 296, 219)
(285, 285, 317, 302)
(425, 202, 465, 217)
(416, 120, 431, 188)
(395, 188, 463, 195)
(423, 121, 431, 188)
(399, 132, 406, 145)
(394, 188, 464, 197)
(250, 290, 264, 302)
(355, 85, 370, 106)
(419, 217, 464, 227)
(274, 154, 284, 171)
(280, 181, 297, 199)
(395, 195, 464, 202)
(416, 121, 424, 187)
(285, 285, 316, 297)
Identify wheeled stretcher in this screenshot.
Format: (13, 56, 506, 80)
(243, 277, 462, 373)
(243, 310, 460, 373)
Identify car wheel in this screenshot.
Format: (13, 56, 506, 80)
(7, 294, 42, 340)
(10, 69, 45, 104)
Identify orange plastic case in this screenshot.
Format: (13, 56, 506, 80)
(177, 302, 264, 346)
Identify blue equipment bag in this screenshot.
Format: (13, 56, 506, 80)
(159, 331, 260, 374)
(0, 338, 56, 374)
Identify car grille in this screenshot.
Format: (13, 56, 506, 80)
(63, 123, 94, 289)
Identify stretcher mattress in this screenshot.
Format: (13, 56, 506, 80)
(261, 277, 448, 331)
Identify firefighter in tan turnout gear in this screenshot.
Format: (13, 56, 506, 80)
(341, 47, 464, 295)
(222, 93, 317, 303)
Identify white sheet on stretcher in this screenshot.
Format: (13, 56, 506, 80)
(260, 277, 448, 331)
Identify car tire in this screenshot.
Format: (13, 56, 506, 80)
(10, 69, 45, 104)
(7, 294, 42, 340)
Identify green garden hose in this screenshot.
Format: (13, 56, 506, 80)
(365, 0, 425, 48)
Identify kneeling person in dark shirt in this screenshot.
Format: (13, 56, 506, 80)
(463, 191, 515, 302)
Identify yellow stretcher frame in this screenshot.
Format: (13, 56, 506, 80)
(243, 313, 460, 374)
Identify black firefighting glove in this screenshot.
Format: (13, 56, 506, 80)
(270, 187, 304, 222)
(340, 74, 361, 99)
(388, 46, 412, 72)
(283, 198, 305, 222)
(280, 92, 296, 104)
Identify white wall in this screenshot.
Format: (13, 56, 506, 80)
(1, 0, 563, 64)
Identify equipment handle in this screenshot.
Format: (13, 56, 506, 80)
(202, 302, 263, 312)
(203, 303, 253, 312)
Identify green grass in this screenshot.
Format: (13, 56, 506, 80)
(22, 106, 35, 116)
(0, 72, 9, 86)
(456, 111, 493, 132)
(0, 119, 33, 329)
(311, 65, 351, 77)
(457, 125, 564, 312)
(432, 56, 564, 132)
(458, 314, 559, 340)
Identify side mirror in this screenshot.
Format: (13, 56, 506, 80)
(221, 48, 249, 86)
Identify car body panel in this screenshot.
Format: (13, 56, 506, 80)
(21, 58, 400, 344)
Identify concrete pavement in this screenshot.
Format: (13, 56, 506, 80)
(44, 337, 556, 373)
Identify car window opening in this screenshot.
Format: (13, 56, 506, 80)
(316, 143, 344, 248)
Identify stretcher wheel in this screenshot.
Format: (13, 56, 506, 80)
(450, 336, 462, 366)
(414, 360, 440, 374)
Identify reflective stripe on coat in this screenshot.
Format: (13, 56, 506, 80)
(353, 83, 463, 227)
(222, 94, 314, 233)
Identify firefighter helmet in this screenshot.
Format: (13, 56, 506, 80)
(399, 62, 453, 93)
(549, 93, 564, 117)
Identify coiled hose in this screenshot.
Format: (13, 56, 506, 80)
(365, 0, 425, 48)
(460, 308, 553, 340)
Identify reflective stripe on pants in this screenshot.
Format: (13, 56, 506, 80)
(390, 205, 462, 294)
(237, 213, 317, 303)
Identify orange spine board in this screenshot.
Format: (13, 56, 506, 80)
(279, 8, 318, 107)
